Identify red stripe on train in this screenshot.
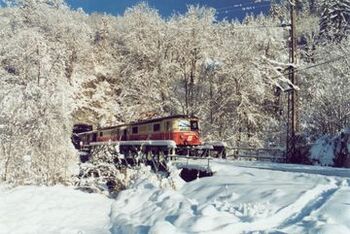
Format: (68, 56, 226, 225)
(96, 131, 201, 146)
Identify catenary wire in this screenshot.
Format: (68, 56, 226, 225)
(270, 54, 349, 80)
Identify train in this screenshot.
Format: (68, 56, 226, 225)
(72, 115, 226, 162)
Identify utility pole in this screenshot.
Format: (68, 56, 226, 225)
(286, 0, 299, 162)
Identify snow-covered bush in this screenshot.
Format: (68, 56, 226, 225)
(74, 145, 125, 195)
(75, 145, 184, 196)
(310, 129, 350, 167)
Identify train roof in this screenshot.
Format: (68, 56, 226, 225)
(97, 115, 198, 131)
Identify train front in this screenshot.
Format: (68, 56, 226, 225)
(172, 117, 202, 146)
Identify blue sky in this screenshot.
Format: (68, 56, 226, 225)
(65, 0, 272, 21)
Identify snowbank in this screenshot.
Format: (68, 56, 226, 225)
(1, 161, 349, 234)
(310, 129, 350, 167)
(0, 185, 112, 234)
(109, 160, 350, 233)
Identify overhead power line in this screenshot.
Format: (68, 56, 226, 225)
(168, 23, 287, 32)
(216, 2, 271, 15)
(217, 4, 271, 15)
(271, 54, 349, 80)
(215, 0, 258, 11)
(232, 25, 284, 29)
(295, 55, 349, 73)
(216, 0, 271, 11)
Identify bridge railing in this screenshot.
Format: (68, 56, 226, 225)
(226, 147, 287, 163)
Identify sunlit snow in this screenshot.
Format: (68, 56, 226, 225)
(1, 160, 349, 234)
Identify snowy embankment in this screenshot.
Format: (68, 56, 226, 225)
(309, 128, 350, 167)
(1, 160, 350, 234)
(0, 186, 113, 234)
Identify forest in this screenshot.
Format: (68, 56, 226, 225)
(0, 0, 349, 184)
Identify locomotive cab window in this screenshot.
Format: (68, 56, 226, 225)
(153, 123, 160, 132)
(178, 119, 191, 131)
(190, 120, 199, 131)
(132, 126, 138, 134)
(166, 121, 171, 131)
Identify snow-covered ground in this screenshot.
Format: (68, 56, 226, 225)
(1, 160, 350, 234)
(0, 185, 113, 234)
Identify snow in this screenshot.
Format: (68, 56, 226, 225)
(310, 136, 336, 166)
(1, 160, 350, 234)
(0, 185, 113, 234)
(310, 129, 350, 167)
(109, 160, 350, 233)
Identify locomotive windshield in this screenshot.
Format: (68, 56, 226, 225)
(178, 119, 191, 131)
(178, 119, 199, 131)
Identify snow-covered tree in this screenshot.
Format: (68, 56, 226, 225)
(301, 39, 350, 137)
(2, 0, 348, 175)
(320, 0, 350, 42)
(0, 0, 77, 185)
(113, 3, 171, 122)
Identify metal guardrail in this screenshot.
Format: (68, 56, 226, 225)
(226, 147, 287, 163)
(172, 155, 213, 171)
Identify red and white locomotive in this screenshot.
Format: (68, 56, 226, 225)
(73, 115, 225, 159)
